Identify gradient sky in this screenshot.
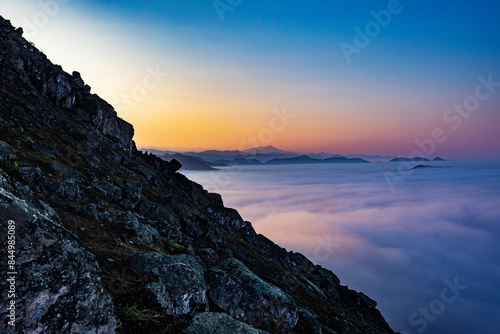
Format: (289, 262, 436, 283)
(1, 0, 499, 159)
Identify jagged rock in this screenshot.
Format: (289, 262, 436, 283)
(17, 166, 43, 184)
(197, 248, 219, 268)
(83, 203, 99, 221)
(124, 181, 142, 204)
(358, 292, 377, 309)
(0, 141, 16, 162)
(138, 198, 178, 225)
(0, 169, 13, 192)
(207, 258, 298, 332)
(330, 318, 363, 334)
(119, 199, 135, 210)
(310, 267, 341, 302)
(295, 308, 322, 334)
(91, 180, 122, 199)
(49, 178, 82, 202)
(185, 219, 204, 237)
(33, 143, 56, 159)
(289, 251, 315, 271)
(83, 153, 100, 168)
(129, 253, 208, 316)
(50, 162, 80, 179)
(124, 211, 160, 244)
(0, 174, 118, 333)
(130, 164, 153, 180)
(184, 312, 267, 334)
(168, 158, 182, 173)
(99, 211, 113, 223)
(102, 149, 123, 163)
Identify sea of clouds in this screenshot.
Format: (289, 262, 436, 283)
(184, 161, 500, 334)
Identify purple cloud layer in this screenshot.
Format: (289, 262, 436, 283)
(185, 161, 500, 334)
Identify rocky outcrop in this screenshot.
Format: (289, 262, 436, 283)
(0, 171, 118, 333)
(207, 258, 298, 332)
(0, 15, 395, 334)
(0, 141, 16, 162)
(184, 312, 267, 334)
(0, 16, 134, 152)
(130, 253, 208, 316)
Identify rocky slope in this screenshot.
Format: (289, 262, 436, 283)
(0, 16, 396, 334)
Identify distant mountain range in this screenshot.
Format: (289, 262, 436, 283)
(390, 157, 446, 162)
(145, 145, 446, 170)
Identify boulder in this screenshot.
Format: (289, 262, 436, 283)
(124, 181, 142, 204)
(184, 312, 267, 334)
(0, 141, 16, 162)
(138, 198, 178, 225)
(91, 180, 122, 199)
(206, 258, 298, 332)
(123, 211, 160, 244)
(329, 318, 363, 334)
(49, 178, 82, 202)
(17, 166, 43, 184)
(83, 153, 100, 168)
(310, 267, 341, 302)
(358, 292, 377, 309)
(129, 253, 208, 316)
(295, 308, 322, 334)
(82, 203, 99, 221)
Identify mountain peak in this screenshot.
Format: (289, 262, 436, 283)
(242, 145, 291, 154)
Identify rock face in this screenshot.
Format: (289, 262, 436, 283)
(130, 253, 208, 316)
(207, 258, 298, 332)
(0, 173, 118, 333)
(184, 312, 267, 334)
(0, 15, 395, 334)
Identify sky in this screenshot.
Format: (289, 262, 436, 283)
(0, 0, 499, 159)
(184, 161, 500, 334)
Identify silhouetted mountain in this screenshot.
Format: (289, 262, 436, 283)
(161, 153, 216, 171)
(411, 164, 433, 170)
(148, 148, 378, 165)
(390, 157, 430, 162)
(224, 158, 264, 166)
(242, 145, 296, 155)
(433, 157, 446, 161)
(266, 155, 370, 165)
(346, 154, 396, 162)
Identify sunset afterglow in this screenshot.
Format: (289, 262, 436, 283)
(2, 0, 499, 159)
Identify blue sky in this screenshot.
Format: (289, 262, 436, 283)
(1, 0, 499, 159)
